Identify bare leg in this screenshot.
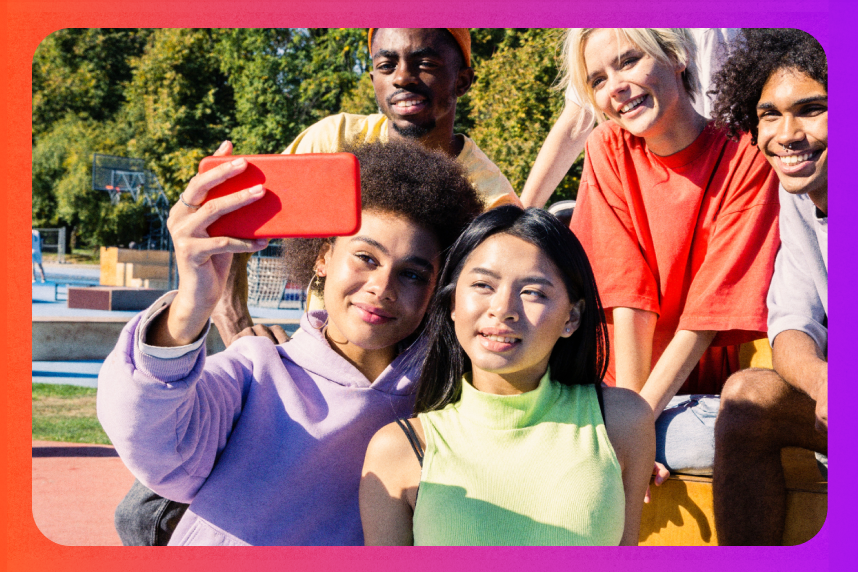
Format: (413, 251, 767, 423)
(713, 369, 826, 545)
(210, 252, 254, 348)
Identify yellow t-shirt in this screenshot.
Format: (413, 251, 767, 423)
(283, 113, 520, 210)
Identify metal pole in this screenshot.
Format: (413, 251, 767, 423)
(58, 227, 66, 264)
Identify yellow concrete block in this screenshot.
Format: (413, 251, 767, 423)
(128, 262, 170, 280)
(739, 337, 774, 370)
(639, 476, 718, 545)
(101, 247, 174, 286)
(639, 448, 826, 546)
(115, 248, 172, 264)
(100, 246, 118, 285)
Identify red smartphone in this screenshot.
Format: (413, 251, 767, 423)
(198, 153, 361, 239)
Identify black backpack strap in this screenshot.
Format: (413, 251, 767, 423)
(395, 417, 424, 467)
(595, 382, 607, 425)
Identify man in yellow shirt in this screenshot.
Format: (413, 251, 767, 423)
(214, 28, 519, 345)
(284, 28, 517, 210)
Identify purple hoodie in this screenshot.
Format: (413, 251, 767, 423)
(97, 306, 420, 546)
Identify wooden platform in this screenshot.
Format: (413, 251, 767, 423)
(100, 246, 173, 289)
(639, 447, 827, 545)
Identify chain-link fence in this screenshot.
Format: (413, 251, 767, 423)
(247, 243, 305, 310)
(34, 228, 67, 263)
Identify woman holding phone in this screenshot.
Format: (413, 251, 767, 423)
(360, 206, 654, 546)
(97, 140, 483, 546)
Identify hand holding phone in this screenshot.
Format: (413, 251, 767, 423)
(152, 143, 270, 348)
(198, 153, 361, 239)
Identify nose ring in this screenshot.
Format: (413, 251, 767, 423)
(782, 142, 795, 151)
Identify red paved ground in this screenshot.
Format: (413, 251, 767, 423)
(32, 440, 136, 546)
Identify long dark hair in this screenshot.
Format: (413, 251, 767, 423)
(413, 206, 609, 413)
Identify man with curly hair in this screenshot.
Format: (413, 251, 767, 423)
(709, 28, 828, 545)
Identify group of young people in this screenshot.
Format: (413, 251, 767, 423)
(97, 27, 828, 546)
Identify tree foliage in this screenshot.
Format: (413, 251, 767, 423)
(298, 29, 372, 123)
(467, 28, 584, 202)
(32, 29, 152, 138)
(121, 28, 237, 196)
(32, 29, 152, 247)
(33, 28, 581, 249)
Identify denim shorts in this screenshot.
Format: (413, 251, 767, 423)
(655, 394, 720, 476)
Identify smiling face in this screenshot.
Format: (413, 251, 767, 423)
(756, 68, 828, 205)
(451, 233, 583, 393)
(319, 210, 441, 368)
(584, 29, 693, 154)
(369, 28, 472, 141)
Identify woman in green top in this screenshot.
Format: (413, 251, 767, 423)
(360, 206, 655, 546)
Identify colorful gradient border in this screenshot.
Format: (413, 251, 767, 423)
(4, 1, 852, 570)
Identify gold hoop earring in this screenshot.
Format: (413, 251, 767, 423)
(306, 272, 319, 309)
(306, 271, 328, 330)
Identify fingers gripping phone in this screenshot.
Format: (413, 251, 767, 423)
(198, 153, 361, 239)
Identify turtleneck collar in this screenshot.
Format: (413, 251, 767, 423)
(454, 369, 560, 430)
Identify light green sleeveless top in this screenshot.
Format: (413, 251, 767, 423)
(413, 370, 625, 546)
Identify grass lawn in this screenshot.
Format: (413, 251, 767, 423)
(32, 383, 111, 445)
(42, 248, 100, 265)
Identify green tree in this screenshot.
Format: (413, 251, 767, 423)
(297, 29, 372, 122)
(120, 28, 237, 197)
(467, 28, 583, 203)
(32, 28, 152, 138)
(340, 72, 378, 116)
(32, 29, 152, 248)
(32, 115, 139, 247)
(215, 28, 304, 154)
(215, 28, 371, 153)
(455, 28, 529, 134)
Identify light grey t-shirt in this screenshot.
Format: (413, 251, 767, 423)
(766, 188, 828, 355)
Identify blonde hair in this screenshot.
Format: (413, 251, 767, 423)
(557, 28, 700, 122)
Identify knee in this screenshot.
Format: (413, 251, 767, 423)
(720, 368, 789, 409)
(717, 369, 787, 442)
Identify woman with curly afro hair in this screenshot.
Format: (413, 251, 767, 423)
(97, 139, 483, 546)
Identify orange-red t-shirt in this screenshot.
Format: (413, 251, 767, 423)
(570, 122, 780, 394)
